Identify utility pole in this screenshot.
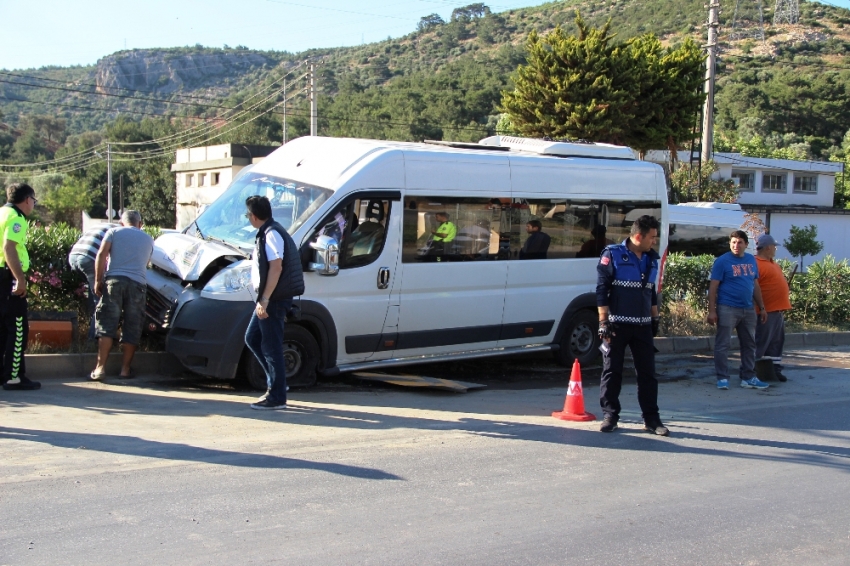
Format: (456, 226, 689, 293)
(119, 174, 124, 215)
(106, 143, 113, 223)
(700, 0, 721, 165)
(282, 79, 288, 144)
(309, 62, 317, 137)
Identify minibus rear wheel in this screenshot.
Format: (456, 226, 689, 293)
(554, 310, 600, 367)
(239, 325, 320, 390)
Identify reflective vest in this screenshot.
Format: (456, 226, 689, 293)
(596, 240, 659, 325)
(0, 204, 29, 272)
(433, 221, 456, 242)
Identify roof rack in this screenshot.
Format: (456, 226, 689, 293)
(478, 135, 635, 160)
(423, 140, 509, 152)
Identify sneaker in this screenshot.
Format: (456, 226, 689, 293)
(599, 416, 618, 433)
(717, 379, 729, 390)
(644, 420, 670, 436)
(250, 398, 288, 410)
(775, 369, 788, 382)
(3, 376, 41, 390)
(741, 377, 769, 390)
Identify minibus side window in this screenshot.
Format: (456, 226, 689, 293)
(315, 198, 392, 268)
(668, 224, 731, 257)
(402, 196, 508, 263)
(509, 199, 661, 259)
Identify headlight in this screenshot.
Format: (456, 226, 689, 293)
(203, 260, 252, 293)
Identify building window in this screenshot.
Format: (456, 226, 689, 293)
(211, 172, 220, 185)
(731, 170, 755, 192)
(762, 173, 787, 193)
(794, 175, 817, 193)
(198, 173, 207, 187)
(185, 174, 194, 187)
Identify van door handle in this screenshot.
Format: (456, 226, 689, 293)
(377, 267, 390, 289)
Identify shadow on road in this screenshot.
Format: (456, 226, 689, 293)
(0, 426, 403, 480)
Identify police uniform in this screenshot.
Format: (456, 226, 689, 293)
(596, 239, 661, 424)
(431, 219, 456, 258)
(0, 203, 31, 387)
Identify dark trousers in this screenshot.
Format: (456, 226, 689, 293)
(0, 273, 28, 381)
(245, 299, 291, 404)
(69, 253, 97, 340)
(600, 323, 659, 422)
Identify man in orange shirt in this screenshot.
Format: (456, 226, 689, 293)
(754, 234, 792, 381)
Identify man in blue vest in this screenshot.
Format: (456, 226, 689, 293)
(596, 215, 667, 435)
(245, 195, 305, 410)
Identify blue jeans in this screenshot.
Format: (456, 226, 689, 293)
(69, 254, 97, 340)
(245, 299, 291, 403)
(714, 304, 757, 381)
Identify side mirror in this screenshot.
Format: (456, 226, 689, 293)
(309, 235, 339, 276)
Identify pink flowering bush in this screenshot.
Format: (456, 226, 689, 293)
(26, 223, 86, 314)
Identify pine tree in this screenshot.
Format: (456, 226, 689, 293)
(501, 13, 704, 153)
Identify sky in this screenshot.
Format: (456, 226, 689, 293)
(0, 0, 550, 70)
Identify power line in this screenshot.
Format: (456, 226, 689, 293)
(0, 95, 213, 119)
(0, 70, 223, 102)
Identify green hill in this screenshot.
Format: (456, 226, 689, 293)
(2, 0, 850, 154)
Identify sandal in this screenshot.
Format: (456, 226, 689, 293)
(118, 370, 136, 379)
(90, 370, 106, 381)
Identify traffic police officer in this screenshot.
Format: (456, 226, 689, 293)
(1, 183, 40, 391)
(431, 211, 456, 257)
(596, 215, 666, 435)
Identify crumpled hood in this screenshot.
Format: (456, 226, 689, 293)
(151, 232, 247, 282)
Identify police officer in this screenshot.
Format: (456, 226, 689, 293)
(596, 215, 667, 435)
(1, 183, 40, 391)
(431, 211, 456, 257)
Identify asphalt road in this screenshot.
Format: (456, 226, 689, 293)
(2, 347, 850, 565)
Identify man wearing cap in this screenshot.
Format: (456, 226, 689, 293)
(754, 233, 792, 381)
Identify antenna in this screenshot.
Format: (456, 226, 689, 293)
(773, 0, 800, 24)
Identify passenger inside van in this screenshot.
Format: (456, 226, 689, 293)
(577, 225, 613, 258)
(519, 220, 551, 259)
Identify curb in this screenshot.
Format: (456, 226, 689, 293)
(655, 331, 850, 354)
(21, 331, 850, 379)
(25, 352, 183, 380)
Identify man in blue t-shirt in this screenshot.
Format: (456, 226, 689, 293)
(707, 230, 769, 390)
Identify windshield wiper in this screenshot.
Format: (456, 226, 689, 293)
(205, 235, 249, 258)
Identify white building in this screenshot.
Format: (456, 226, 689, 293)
(712, 153, 842, 208)
(171, 143, 277, 229)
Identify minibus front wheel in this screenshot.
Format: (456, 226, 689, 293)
(554, 310, 601, 367)
(239, 325, 320, 390)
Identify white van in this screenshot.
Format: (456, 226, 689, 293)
(146, 135, 669, 389)
(668, 202, 749, 256)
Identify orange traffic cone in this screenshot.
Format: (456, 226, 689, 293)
(552, 359, 596, 422)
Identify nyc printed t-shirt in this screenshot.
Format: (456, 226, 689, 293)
(711, 251, 759, 309)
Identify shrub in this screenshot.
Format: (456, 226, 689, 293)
(26, 223, 86, 314)
(784, 255, 850, 325)
(660, 252, 714, 311)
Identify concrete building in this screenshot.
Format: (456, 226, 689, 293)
(709, 154, 847, 265)
(643, 151, 847, 265)
(171, 143, 277, 229)
(712, 153, 842, 208)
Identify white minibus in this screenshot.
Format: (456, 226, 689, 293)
(146, 135, 669, 389)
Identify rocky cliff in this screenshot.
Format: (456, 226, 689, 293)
(95, 49, 275, 95)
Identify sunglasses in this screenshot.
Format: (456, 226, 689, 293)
(30, 196, 38, 205)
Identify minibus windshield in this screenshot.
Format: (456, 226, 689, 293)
(193, 173, 333, 249)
